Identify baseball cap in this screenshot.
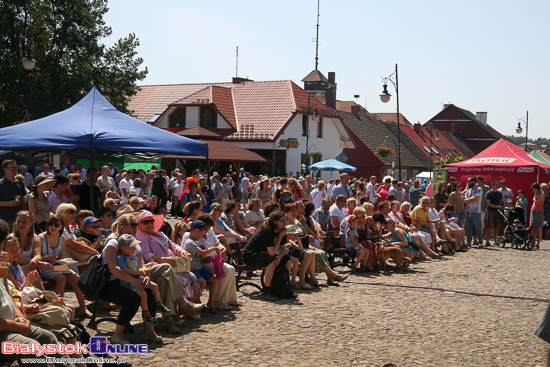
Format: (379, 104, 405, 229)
(83, 216, 100, 227)
(118, 234, 141, 248)
(190, 220, 206, 230)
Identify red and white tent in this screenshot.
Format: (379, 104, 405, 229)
(444, 139, 550, 196)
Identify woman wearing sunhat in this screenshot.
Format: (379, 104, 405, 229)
(27, 176, 56, 233)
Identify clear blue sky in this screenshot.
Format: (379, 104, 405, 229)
(104, 0, 549, 139)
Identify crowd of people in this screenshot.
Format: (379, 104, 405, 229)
(1, 158, 548, 366)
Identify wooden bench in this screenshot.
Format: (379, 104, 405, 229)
(227, 241, 265, 293)
(325, 230, 357, 269)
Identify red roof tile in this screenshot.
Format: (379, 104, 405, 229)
(368, 113, 412, 126)
(399, 125, 469, 161)
(301, 70, 328, 82)
(335, 101, 369, 115)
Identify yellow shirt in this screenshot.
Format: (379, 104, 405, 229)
(411, 205, 429, 225)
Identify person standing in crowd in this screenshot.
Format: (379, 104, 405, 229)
(18, 165, 34, 187)
(446, 177, 457, 195)
(448, 181, 465, 227)
(485, 180, 504, 247)
(377, 177, 392, 203)
(477, 176, 490, 233)
(331, 173, 350, 203)
(240, 173, 250, 207)
(152, 170, 169, 207)
(211, 174, 224, 205)
(48, 176, 70, 213)
(498, 180, 514, 205)
(531, 182, 545, 250)
(464, 176, 483, 247)
(198, 176, 214, 214)
(0, 160, 28, 227)
(74, 168, 101, 214)
(409, 179, 422, 208)
(170, 173, 185, 218)
(37, 163, 54, 178)
(366, 176, 379, 205)
(119, 168, 134, 205)
(76, 163, 87, 182)
(96, 165, 116, 205)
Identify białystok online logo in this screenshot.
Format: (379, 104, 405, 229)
(2, 337, 148, 356)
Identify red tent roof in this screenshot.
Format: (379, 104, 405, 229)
(445, 139, 550, 169)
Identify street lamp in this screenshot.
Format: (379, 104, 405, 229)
(14, 35, 36, 123)
(516, 111, 528, 151)
(380, 63, 401, 180)
(303, 94, 320, 176)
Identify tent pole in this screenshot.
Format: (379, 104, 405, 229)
(90, 149, 95, 213)
(206, 156, 210, 174)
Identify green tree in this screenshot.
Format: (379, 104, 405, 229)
(0, 0, 147, 127)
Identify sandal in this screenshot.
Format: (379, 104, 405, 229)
(79, 308, 93, 318)
(215, 302, 232, 310)
(228, 300, 244, 306)
(300, 283, 314, 290)
(310, 281, 327, 287)
(335, 274, 348, 282)
(327, 278, 339, 286)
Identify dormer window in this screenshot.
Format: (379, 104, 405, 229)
(169, 107, 186, 129)
(200, 106, 217, 128)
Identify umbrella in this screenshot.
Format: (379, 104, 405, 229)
(308, 159, 357, 172)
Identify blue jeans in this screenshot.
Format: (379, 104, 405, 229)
(464, 211, 482, 244)
(452, 212, 465, 228)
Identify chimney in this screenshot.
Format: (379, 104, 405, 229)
(414, 123, 422, 134)
(450, 123, 457, 134)
(325, 72, 337, 109)
(351, 105, 360, 115)
(476, 112, 487, 126)
(232, 77, 253, 84)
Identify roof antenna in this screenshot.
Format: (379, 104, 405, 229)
(235, 46, 239, 78)
(314, 0, 320, 70)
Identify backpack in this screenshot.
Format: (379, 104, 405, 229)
(270, 266, 294, 299)
(279, 187, 293, 206)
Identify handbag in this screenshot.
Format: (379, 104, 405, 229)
(27, 291, 70, 327)
(173, 255, 191, 273)
(212, 253, 226, 279)
(65, 237, 95, 262)
(77, 254, 111, 300)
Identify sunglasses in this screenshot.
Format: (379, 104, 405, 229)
(130, 223, 139, 228)
(140, 219, 155, 225)
(5, 167, 17, 171)
(49, 223, 61, 228)
(67, 210, 76, 214)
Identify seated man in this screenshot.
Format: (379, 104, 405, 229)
(330, 195, 348, 236)
(411, 196, 445, 252)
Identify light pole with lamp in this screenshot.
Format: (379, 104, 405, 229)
(303, 94, 319, 177)
(383, 135, 398, 177)
(380, 63, 401, 181)
(516, 111, 528, 151)
(426, 122, 439, 180)
(14, 34, 36, 123)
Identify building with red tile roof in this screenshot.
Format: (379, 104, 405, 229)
(367, 112, 413, 126)
(128, 79, 354, 178)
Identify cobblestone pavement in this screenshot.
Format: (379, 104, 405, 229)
(75, 239, 550, 367)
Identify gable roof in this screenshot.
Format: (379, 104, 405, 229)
(337, 110, 429, 168)
(128, 83, 234, 123)
(335, 101, 369, 115)
(398, 125, 471, 162)
(428, 104, 505, 140)
(367, 112, 413, 126)
(301, 70, 328, 82)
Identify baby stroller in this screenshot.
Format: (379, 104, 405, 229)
(496, 207, 533, 250)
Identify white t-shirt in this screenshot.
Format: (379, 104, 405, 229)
(329, 203, 347, 224)
(366, 182, 377, 204)
(240, 177, 250, 193)
(173, 181, 185, 198)
(326, 183, 335, 197)
(465, 186, 482, 213)
(119, 178, 134, 204)
(428, 207, 440, 221)
(310, 189, 326, 210)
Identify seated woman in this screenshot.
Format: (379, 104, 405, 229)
(345, 198, 356, 215)
(388, 200, 438, 258)
(302, 201, 347, 284)
(283, 203, 317, 289)
(440, 203, 467, 252)
(27, 176, 56, 234)
(310, 180, 327, 210)
(183, 201, 203, 223)
(12, 211, 48, 290)
(244, 198, 265, 228)
(134, 211, 203, 318)
(242, 211, 293, 301)
(211, 203, 247, 244)
(256, 177, 273, 209)
(384, 219, 424, 266)
(37, 216, 92, 317)
(56, 204, 99, 270)
(222, 200, 256, 239)
(339, 206, 378, 270)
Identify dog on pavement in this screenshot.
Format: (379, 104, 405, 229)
(376, 242, 411, 271)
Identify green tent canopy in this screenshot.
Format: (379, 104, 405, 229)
(529, 150, 550, 166)
(77, 156, 162, 171)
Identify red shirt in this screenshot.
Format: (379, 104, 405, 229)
(377, 185, 390, 201)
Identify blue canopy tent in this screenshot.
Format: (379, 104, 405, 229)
(0, 87, 208, 157)
(0, 87, 209, 209)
